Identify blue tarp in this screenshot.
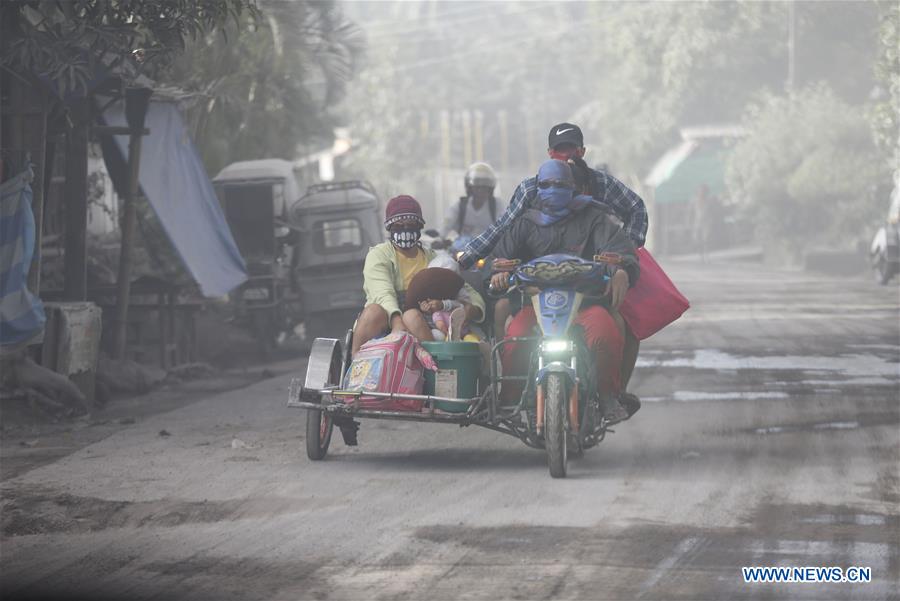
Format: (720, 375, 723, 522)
(102, 100, 247, 297)
(0, 168, 46, 350)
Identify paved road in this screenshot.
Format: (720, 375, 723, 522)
(2, 260, 898, 600)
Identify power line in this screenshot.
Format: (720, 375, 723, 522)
(361, 3, 549, 41)
(364, 19, 595, 75)
(360, 2, 494, 33)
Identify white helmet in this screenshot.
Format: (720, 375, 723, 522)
(464, 162, 497, 191)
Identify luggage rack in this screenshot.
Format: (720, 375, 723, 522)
(287, 379, 476, 420)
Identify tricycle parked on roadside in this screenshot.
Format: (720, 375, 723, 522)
(213, 159, 381, 350)
(288, 254, 624, 478)
(213, 159, 299, 353)
(288, 180, 382, 341)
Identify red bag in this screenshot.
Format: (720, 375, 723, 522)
(619, 248, 690, 340)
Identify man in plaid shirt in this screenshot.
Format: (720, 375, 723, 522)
(457, 122, 648, 268)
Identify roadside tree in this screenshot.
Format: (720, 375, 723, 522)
(726, 84, 888, 262)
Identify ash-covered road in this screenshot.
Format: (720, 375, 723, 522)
(2, 259, 898, 601)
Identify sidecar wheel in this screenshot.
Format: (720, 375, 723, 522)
(304, 339, 342, 460)
(544, 374, 568, 478)
(306, 403, 333, 460)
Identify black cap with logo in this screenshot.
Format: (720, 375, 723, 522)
(548, 122, 584, 149)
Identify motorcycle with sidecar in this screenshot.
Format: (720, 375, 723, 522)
(288, 253, 624, 478)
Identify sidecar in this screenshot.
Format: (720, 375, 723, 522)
(287, 254, 618, 477)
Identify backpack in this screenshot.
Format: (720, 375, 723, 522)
(457, 195, 497, 235)
(341, 332, 436, 411)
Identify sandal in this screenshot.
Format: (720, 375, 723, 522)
(619, 392, 641, 419)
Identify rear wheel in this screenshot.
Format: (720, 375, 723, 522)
(544, 374, 568, 478)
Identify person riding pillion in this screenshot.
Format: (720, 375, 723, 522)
(442, 162, 504, 240)
(353, 195, 486, 355)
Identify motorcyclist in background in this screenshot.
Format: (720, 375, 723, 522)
(442, 162, 504, 240)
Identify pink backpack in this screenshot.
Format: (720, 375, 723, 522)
(342, 332, 436, 411)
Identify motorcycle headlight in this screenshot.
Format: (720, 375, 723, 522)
(541, 339, 573, 354)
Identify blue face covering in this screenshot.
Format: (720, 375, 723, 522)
(534, 160, 591, 225)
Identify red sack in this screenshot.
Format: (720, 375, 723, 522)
(619, 248, 690, 340)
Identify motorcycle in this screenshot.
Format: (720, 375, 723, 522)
(288, 253, 619, 478)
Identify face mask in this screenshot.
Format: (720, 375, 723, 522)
(549, 148, 575, 161)
(538, 185, 575, 215)
(535, 186, 592, 226)
(390, 228, 421, 249)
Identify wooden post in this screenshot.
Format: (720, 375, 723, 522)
(113, 130, 143, 359)
(25, 90, 48, 294)
(63, 98, 89, 301)
(498, 109, 509, 176)
(111, 86, 152, 360)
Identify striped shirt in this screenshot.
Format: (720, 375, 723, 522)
(458, 168, 648, 268)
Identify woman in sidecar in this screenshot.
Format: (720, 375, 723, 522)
(351, 194, 486, 355)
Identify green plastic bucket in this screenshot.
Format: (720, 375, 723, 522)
(421, 341, 481, 412)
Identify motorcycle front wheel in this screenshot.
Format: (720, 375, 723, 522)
(544, 374, 568, 478)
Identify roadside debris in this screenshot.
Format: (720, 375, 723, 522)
(230, 438, 259, 450)
(165, 362, 218, 382)
(97, 356, 166, 395)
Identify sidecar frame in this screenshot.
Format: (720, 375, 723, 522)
(286, 335, 547, 448)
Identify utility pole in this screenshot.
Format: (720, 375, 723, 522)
(462, 109, 472, 168)
(440, 109, 451, 218)
(787, 0, 796, 93)
(498, 110, 509, 176)
(473, 110, 484, 163)
(525, 110, 537, 171)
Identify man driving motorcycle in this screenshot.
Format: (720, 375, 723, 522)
(490, 160, 640, 424)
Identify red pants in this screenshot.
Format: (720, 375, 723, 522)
(499, 305, 624, 401)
